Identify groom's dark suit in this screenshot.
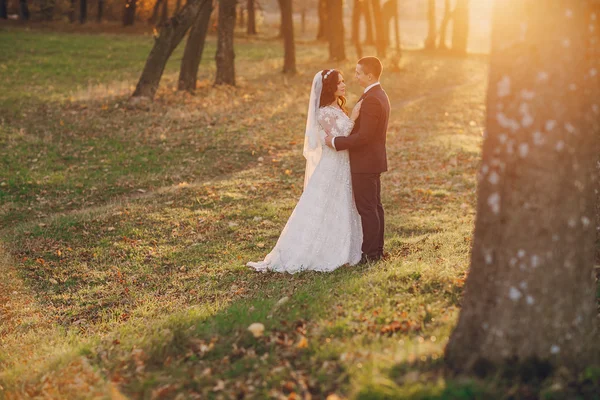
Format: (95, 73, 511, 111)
(333, 84, 390, 260)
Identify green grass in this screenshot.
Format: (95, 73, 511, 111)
(1, 27, 597, 399)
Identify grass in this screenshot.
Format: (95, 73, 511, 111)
(0, 26, 597, 399)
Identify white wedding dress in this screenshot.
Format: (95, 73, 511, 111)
(246, 79, 363, 273)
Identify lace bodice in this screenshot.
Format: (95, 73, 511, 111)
(317, 106, 354, 139)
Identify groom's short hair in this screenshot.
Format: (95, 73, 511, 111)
(358, 57, 383, 79)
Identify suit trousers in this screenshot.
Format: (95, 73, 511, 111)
(351, 173, 384, 259)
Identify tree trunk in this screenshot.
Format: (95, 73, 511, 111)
(352, 0, 363, 58)
(18, 0, 29, 19)
(132, 0, 211, 98)
(68, 0, 76, 22)
(363, 0, 374, 45)
(178, 0, 213, 91)
(0, 0, 7, 19)
(381, 0, 400, 54)
(451, 0, 469, 54)
(351, 0, 361, 43)
(424, 0, 436, 49)
(445, 0, 600, 375)
(370, 0, 386, 58)
(175, 0, 182, 13)
(79, 0, 87, 23)
(215, 0, 236, 86)
(301, 6, 305, 34)
(123, 0, 137, 26)
(278, 0, 296, 74)
(247, 0, 256, 34)
(326, 0, 345, 61)
(160, 0, 168, 26)
(438, 0, 452, 49)
(97, 0, 104, 22)
(237, 4, 244, 27)
(316, 0, 328, 41)
(149, 0, 162, 24)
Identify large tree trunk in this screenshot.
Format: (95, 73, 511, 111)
(18, 0, 30, 20)
(79, 0, 87, 23)
(316, 0, 328, 41)
(178, 0, 213, 91)
(326, 0, 345, 61)
(278, 0, 296, 74)
(445, 0, 600, 375)
(123, 0, 137, 26)
(175, 0, 182, 13)
(132, 0, 210, 98)
(247, 0, 256, 34)
(215, 0, 236, 86)
(424, 0, 436, 49)
(438, 0, 452, 49)
(370, 0, 386, 58)
(451, 0, 469, 54)
(352, 0, 363, 58)
(97, 0, 104, 22)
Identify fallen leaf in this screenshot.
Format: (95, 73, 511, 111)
(296, 336, 309, 349)
(248, 323, 265, 338)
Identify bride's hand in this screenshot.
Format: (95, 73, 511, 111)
(351, 100, 363, 122)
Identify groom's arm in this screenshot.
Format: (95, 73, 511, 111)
(332, 97, 381, 151)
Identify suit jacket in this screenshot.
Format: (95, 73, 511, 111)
(334, 84, 390, 174)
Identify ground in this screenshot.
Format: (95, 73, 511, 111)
(0, 26, 597, 400)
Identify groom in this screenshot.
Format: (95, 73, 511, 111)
(325, 57, 390, 262)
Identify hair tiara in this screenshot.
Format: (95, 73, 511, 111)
(323, 69, 335, 80)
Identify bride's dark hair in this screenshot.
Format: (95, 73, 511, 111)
(319, 69, 348, 115)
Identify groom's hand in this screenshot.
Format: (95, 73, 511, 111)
(324, 134, 334, 148)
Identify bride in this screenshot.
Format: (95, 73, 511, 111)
(247, 69, 363, 273)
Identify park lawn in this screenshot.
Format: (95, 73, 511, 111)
(2, 27, 595, 400)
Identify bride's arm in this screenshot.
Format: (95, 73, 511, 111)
(318, 109, 355, 140)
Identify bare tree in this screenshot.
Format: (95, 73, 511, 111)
(424, 0, 436, 49)
(18, 0, 30, 20)
(215, 0, 237, 85)
(370, 0, 386, 58)
(382, 0, 400, 54)
(247, 0, 257, 34)
(278, 0, 296, 74)
(149, 0, 163, 24)
(0, 0, 7, 19)
(69, 0, 76, 22)
(123, 0, 137, 26)
(438, 0, 452, 49)
(178, 0, 213, 91)
(451, 0, 469, 54)
(326, 0, 345, 61)
(352, 0, 363, 58)
(317, 0, 327, 40)
(363, 0, 374, 45)
(97, 0, 104, 22)
(160, 0, 169, 25)
(445, 0, 600, 375)
(132, 0, 211, 98)
(80, 0, 87, 23)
